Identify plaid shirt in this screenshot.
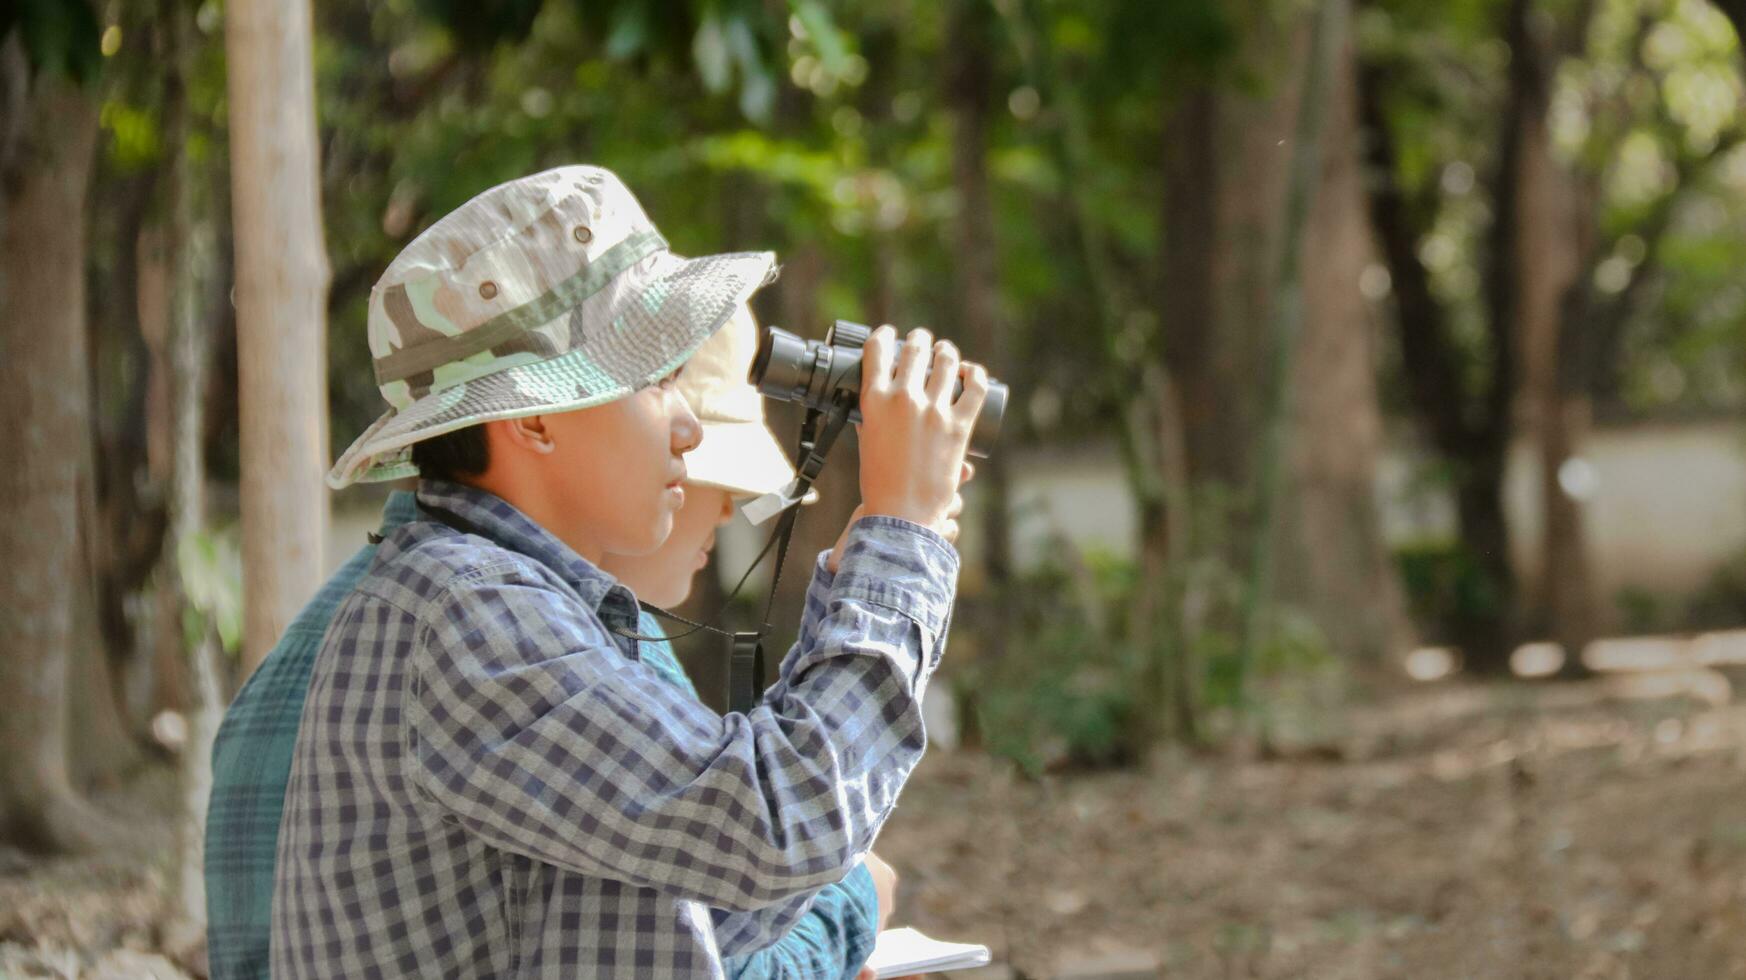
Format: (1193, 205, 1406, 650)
(206, 492, 882, 980)
(271, 480, 955, 978)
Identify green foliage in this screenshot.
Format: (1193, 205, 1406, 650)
(1614, 584, 1668, 633)
(98, 100, 159, 170)
(971, 550, 1151, 775)
(177, 527, 244, 656)
(1362, 0, 1746, 420)
(1685, 548, 1746, 629)
(1393, 538, 1507, 643)
(4, 0, 102, 83)
(972, 522, 1334, 776)
(413, 0, 544, 51)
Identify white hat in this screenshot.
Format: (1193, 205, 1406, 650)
(675, 306, 815, 504)
(328, 165, 776, 488)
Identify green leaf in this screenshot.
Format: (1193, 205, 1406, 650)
(605, 3, 652, 59)
(790, 1, 850, 75)
(693, 9, 732, 93)
(725, 16, 774, 123)
(177, 527, 244, 656)
(13, 0, 102, 84)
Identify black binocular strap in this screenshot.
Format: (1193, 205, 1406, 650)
(633, 393, 854, 713)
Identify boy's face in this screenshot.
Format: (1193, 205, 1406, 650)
(602, 484, 736, 607)
(539, 374, 701, 560)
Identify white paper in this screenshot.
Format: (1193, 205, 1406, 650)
(865, 927, 992, 978)
(741, 481, 805, 525)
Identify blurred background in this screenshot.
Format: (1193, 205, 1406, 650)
(6, 0, 1746, 976)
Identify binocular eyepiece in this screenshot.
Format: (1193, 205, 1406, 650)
(749, 321, 1008, 458)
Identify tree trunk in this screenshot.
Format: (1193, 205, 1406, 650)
(946, 0, 1013, 664)
(1355, 2, 1532, 674)
(225, 0, 331, 674)
(71, 407, 146, 785)
(139, 224, 195, 716)
(0, 73, 114, 853)
(1276, 29, 1413, 667)
(1510, 11, 1596, 671)
(90, 168, 170, 725)
(1161, 81, 1276, 497)
(1163, 6, 1407, 666)
(167, 0, 226, 930)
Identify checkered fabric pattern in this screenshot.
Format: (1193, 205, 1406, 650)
(206, 491, 880, 980)
(271, 480, 954, 978)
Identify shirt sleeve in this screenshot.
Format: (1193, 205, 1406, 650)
(720, 863, 881, 979)
(406, 517, 957, 914)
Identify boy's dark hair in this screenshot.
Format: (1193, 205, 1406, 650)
(411, 425, 489, 482)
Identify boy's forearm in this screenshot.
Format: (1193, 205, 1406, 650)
(767, 515, 957, 705)
(411, 520, 957, 912)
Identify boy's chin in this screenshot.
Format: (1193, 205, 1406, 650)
(637, 516, 677, 555)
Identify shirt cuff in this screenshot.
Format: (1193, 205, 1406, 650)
(838, 861, 882, 971)
(830, 515, 959, 637)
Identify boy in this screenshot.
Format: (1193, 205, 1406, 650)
(271, 166, 985, 977)
(206, 303, 912, 979)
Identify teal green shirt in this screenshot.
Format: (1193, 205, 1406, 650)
(205, 491, 878, 979)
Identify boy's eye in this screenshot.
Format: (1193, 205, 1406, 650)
(657, 365, 684, 388)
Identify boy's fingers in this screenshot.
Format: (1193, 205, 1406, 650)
(925, 339, 960, 405)
(894, 327, 933, 394)
(954, 362, 990, 422)
(862, 325, 899, 393)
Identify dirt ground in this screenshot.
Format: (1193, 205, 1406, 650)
(4, 673, 1746, 979)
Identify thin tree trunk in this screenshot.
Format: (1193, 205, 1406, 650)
(1235, 0, 1348, 718)
(0, 72, 114, 853)
(166, 0, 224, 931)
(1510, 7, 1596, 672)
(139, 225, 195, 717)
(946, 0, 1013, 666)
(225, 0, 331, 673)
(1357, 29, 1524, 674)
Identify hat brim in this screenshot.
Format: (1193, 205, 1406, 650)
(328, 248, 777, 488)
(686, 417, 817, 505)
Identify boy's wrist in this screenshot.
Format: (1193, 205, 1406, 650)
(830, 516, 958, 637)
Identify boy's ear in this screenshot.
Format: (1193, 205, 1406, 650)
(492, 414, 556, 456)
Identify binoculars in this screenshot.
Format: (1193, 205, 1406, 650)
(749, 321, 1009, 458)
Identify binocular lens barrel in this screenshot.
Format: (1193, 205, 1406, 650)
(749, 322, 1008, 458)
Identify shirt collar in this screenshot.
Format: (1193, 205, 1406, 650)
(413, 478, 640, 626)
(381, 489, 419, 529)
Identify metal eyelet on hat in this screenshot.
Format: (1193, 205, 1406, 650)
(478, 281, 498, 299)
(573, 225, 593, 244)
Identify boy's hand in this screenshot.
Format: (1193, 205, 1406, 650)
(864, 851, 898, 932)
(858, 853, 920, 980)
(856, 326, 988, 535)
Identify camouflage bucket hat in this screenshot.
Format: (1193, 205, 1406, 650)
(328, 164, 777, 488)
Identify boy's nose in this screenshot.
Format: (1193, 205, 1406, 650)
(671, 396, 702, 456)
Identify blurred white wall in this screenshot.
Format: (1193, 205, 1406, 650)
(327, 418, 1746, 628)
